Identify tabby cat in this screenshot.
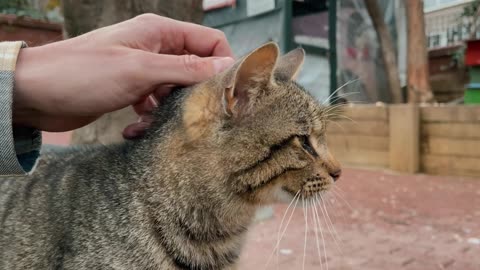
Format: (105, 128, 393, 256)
(0, 43, 341, 269)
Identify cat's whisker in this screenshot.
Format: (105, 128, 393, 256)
(331, 187, 355, 213)
(317, 196, 344, 257)
(302, 198, 309, 270)
(316, 197, 338, 257)
(322, 78, 360, 105)
(325, 114, 358, 124)
(312, 195, 328, 270)
(322, 103, 346, 115)
(325, 191, 353, 234)
(277, 191, 300, 237)
(327, 91, 361, 104)
(332, 90, 360, 99)
(264, 193, 301, 269)
(323, 192, 340, 216)
(327, 120, 347, 132)
(333, 185, 348, 195)
(275, 191, 300, 267)
(311, 199, 324, 270)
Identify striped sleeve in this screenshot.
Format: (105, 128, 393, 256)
(0, 41, 41, 176)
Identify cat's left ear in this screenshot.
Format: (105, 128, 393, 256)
(274, 47, 305, 80)
(223, 42, 279, 117)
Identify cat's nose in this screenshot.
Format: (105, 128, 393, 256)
(329, 169, 342, 182)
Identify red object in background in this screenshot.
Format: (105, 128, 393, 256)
(345, 47, 370, 60)
(0, 14, 62, 46)
(465, 39, 480, 66)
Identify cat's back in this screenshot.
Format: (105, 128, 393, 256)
(0, 144, 117, 205)
(0, 144, 130, 269)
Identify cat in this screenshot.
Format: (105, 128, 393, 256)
(0, 43, 341, 270)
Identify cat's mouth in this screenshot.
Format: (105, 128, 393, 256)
(281, 179, 332, 199)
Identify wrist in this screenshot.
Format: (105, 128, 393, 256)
(13, 47, 40, 127)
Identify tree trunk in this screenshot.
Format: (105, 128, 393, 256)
(406, 0, 435, 103)
(61, 0, 204, 144)
(364, 0, 404, 103)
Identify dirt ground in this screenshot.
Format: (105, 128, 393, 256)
(239, 168, 480, 270)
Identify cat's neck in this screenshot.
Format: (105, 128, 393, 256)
(125, 135, 258, 268)
(121, 88, 261, 268)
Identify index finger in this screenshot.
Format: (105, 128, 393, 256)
(155, 17, 234, 58)
(180, 22, 234, 57)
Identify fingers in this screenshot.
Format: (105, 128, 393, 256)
(123, 121, 150, 139)
(132, 95, 158, 115)
(138, 52, 234, 86)
(127, 85, 176, 139)
(176, 22, 234, 57)
(152, 85, 174, 102)
(134, 14, 234, 58)
(122, 113, 155, 139)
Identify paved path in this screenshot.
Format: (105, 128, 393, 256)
(42, 134, 479, 269)
(239, 168, 480, 270)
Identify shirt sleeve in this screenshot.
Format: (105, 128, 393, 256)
(0, 41, 42, 176)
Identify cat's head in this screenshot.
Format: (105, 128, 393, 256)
(164, 43, 341, 204)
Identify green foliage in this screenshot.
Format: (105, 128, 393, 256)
(0, 0, 46, 20)
(462, 0, 480, 18)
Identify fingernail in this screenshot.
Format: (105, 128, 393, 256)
(213, 57, 235, 73)
(148, 95, 158, 107)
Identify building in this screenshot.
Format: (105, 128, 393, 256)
(204, 0, 408, 103)
(204, 0, 332, 102)
(425, 0, 477, 48)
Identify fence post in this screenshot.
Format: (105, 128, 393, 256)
(389, 104, 420, 173)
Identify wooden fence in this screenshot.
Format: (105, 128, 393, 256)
(327, 104, 480, 177)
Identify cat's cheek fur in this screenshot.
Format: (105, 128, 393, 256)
(274, 187, 297, 203)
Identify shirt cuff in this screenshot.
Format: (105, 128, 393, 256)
(0, 41, 42, 175)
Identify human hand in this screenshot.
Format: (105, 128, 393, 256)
(12, 14, 234, 138)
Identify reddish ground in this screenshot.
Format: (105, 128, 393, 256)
(240, 168, 480, 270)
(42, 133, 480, 269)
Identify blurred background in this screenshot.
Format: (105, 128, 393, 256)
(1, 0, 479, 269)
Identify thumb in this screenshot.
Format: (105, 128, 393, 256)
(144, 53, 235, 86)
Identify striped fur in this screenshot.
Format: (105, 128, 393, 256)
(0, 43, 341, 269)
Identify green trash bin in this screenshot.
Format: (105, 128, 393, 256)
(469, 67, 480, 83)
(465, 83, 480, 104)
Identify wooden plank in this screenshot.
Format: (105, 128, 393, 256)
(327, 120, 389, 136)
(422, 138, 480, 158)
(331, 149, 389, 168)
(422, 123, 480, 139)
(422, 154, 480, 177)
(327, 134, 389, 151)
(389, 105, 420, 173)
(338, 105, 388, 121)
(421, 106, 480, 122)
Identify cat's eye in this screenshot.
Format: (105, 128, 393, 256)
(299, 135, 318, 157)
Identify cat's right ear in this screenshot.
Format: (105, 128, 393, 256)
(222, 43, 279, 117)
(274, 47, 305, 80)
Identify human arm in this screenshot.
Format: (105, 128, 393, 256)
(1, 14, 234, 175)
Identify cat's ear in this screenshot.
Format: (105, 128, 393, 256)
(223, 42, 279, 117)
(274, 47, 305, 80)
